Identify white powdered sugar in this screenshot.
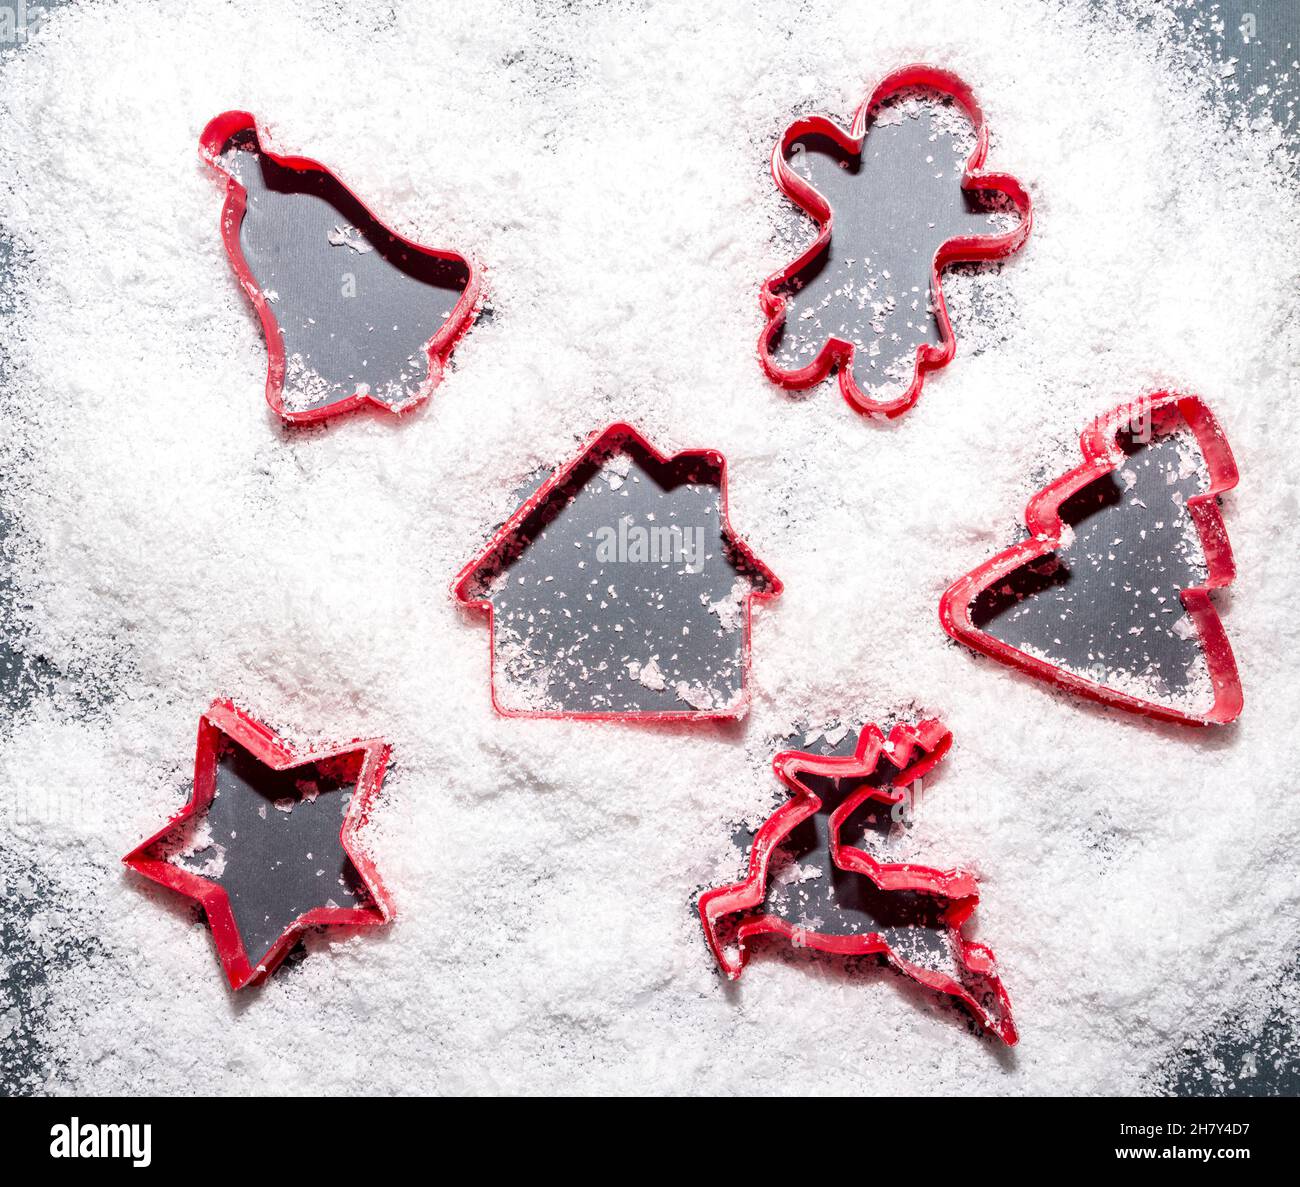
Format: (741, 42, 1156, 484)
(0, 0, 1298, 1094)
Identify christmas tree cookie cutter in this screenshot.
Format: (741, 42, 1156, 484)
(452, 422, 781, 720)
(123, 699, 393, 989)
(940, 392, 1241, 725)
(200, 111, 481, 424)
(758, 64, 1032, 419)
(699, 719, 1017, 1043)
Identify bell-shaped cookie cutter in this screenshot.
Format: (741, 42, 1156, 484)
(200, 110, 481, 425)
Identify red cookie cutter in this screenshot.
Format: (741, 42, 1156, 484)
(200, 110, 482, 425)
(940, 392, 1241, 726)
(123, 699, 394, 989)
(699, 719, 1017, 1044)
(452, 422, 782, 721)
(758, 64, 1032, 419)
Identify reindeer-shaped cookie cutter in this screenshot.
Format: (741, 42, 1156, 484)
(699, 718, 1018, 1044)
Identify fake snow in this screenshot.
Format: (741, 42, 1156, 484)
(327, 225, 374, 254)
(165, 819, 227, 882)
(627, 657, 667, 692)
(707, 579, 750, 632)
(0, 0, 1298, 1095)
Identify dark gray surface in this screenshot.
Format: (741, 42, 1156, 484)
(769, 97, 1011, 402)
(0, 843, 100, 1094)
(214, 127, 470, 414)
(1172, 0, 1298, 148)
(0, 230, 24, 711)
(466, 438, 774, 714)
(972, 420, 1211, 711)
(0, 224, 95, 714)
(1161, 956, 1300, 1095)
(1150, 0, 1299, 1098)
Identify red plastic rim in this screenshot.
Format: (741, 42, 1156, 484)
(698, 719, 1018, 1044)
(452, 422, 782, 722)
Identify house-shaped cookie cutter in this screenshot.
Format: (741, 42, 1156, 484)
(452, 422, 781, 720)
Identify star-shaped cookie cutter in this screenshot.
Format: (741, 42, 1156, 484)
(699, 719, 1017, 1044)
(940, 392, 1241, 725)
(758, 64, 1032, 418)
(123, 699, 394, 989)
(200, 110, 482, 425)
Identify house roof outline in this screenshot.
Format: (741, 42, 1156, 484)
(452, 422, 783, 721)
